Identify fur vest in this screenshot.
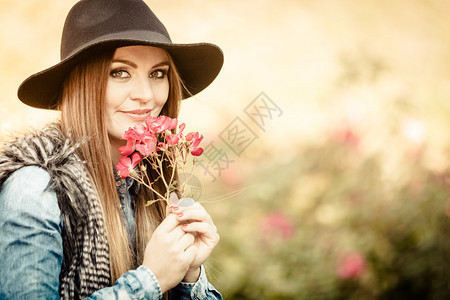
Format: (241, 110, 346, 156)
(0, 123, 111, 299)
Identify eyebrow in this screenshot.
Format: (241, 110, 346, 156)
(111, 59, 170, 69)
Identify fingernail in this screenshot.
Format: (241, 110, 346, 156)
(170, 206, 179, 211)
(177, 213, 184, 217)
(182, 223, 188, 228)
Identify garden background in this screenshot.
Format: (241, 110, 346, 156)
(1, 0, 449, 299)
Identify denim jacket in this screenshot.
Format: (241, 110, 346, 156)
(0, 166, 222, 299)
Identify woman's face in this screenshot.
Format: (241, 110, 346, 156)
(105, 45, 170, 145)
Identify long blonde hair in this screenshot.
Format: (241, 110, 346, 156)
(58, 47, 183, 282)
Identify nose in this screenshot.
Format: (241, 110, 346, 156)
(129, 76, 153, 103)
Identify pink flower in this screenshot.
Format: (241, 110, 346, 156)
(260, 212, 295, 241)
(135, 135, 158, 156)
(336, 252, 367, 280)
(157, 142, 168, 151)
(146, 116, 178, 133)
(178, 123, 186, 133)
(118, 139, 136, 156)
(191, 147, 204, 156)
(165, 122, 187, 146)
(186, 132, 204, 156)
(122, 123, 147, 142)
(166, 134, 180, 146)
(185, 131, 195, 142)
(116, 115, 206, 205)
(120, 123, 157, 156)
(116, 152, 142, 178)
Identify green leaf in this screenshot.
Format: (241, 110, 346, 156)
(145, 200, 158, 207)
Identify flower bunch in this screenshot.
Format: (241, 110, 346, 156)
(116, 115, 204, 206)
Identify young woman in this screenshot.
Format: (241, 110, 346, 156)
(0, 0, 223, 299)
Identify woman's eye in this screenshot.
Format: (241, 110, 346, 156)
(149, 70, 167, 79)
(110, 69, 130, 78)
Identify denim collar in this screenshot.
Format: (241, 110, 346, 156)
(113, 168, 140, 198)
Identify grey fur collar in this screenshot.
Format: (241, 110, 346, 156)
(0, 123, 110, 299)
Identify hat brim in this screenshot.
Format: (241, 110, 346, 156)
(18, 38, 224, 109)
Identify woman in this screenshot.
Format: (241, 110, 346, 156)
(0, 0, 223, 299)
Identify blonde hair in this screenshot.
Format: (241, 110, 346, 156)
(58, 47, 183, 282)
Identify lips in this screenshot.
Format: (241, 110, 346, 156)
(120, 109, 152, 121)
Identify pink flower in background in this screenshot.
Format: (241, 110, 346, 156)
(336, 252, 367, 280)
(116, 152, 142, 178)
(221, 164, 243, 187)
(332, 127, 360, 148)
(260, 211, 295, 241)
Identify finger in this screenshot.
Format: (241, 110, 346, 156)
(157, 213, 182, 233)
(175, 206, 213, 225)
(182, 222, 218, 240)
(184, 244, 197, 261)
(163, 224, 186, 244)
(165, 203, 171, 217)
(153, 222, 187, 247)
(168, 197, 195, 214)
(177, 232, 195, 251)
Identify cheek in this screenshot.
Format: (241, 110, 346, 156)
(105, 82, 123, 109)
(153, 81, 170, 113)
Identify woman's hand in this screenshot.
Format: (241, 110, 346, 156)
(171, 202, 220, 282)
(142, 213, 196, 294)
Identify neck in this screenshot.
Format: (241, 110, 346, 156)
(109, 138, 125, 165)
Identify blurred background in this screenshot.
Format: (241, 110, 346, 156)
(1, 0, 449, 299)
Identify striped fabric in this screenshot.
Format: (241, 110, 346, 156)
(0, 123, 111, 299)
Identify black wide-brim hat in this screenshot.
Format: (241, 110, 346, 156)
(18, 0, 224, 110)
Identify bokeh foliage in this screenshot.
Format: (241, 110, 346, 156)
(206, 120, 450, 299)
